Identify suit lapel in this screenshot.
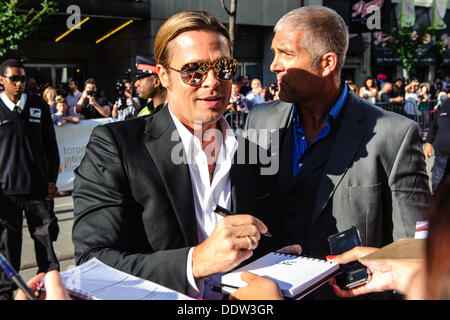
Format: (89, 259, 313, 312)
(277, 126, 294, 193)
(310, 94, 368, 225)
(143, 108, 198, 246)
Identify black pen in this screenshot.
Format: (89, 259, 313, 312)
(0, 253, 38, 300)
(213, 205, 272, 237)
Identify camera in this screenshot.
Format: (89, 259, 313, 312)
(86, 89, 95, 96)
(115, 80, 128, 110)
(115, 70, 133, 110)
(115, 80, 127, 96)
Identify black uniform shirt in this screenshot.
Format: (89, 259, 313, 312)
(0, 93, 60, 196)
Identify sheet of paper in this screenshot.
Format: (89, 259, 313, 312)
(60, 258, 194, 300)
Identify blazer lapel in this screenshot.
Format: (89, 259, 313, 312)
(277, 126, 294, 193)
(143, 108, 198, 246)
(310, 94, 368, 225)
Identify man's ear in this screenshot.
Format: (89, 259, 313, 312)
(156, 64, 169, 88)
(320, 52, 338, 77)
(153, 76, 161, 88)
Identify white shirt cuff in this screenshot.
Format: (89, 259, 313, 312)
(186, 247, 204, 298)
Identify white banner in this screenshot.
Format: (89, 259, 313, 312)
(55, 118, 116, 191)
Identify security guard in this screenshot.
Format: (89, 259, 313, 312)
(0, 59, 60, 299)
(134, 55, 167, 117)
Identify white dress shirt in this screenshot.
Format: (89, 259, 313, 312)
(0, 91, 27, 112)
(168, 107, 238, 299)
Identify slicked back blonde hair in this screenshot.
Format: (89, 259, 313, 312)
(275, 6, 348, 74)
(154, 9, 231, 67)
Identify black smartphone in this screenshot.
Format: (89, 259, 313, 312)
(327, 226, 368, 290)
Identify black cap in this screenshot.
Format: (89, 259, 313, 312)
(136, 55, 157, 80)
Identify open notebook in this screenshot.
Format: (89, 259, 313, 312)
(220, 252, 340, 299)
(58, 258, 194, 300)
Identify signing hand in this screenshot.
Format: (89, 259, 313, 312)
(192, 214, 268, 279)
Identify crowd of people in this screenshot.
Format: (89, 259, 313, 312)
(0, 57, 168, 127)
(3, 65, 449, 133)
(346, 76, 450, 129)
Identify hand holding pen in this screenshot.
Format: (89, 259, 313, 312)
(191, 208, 270, 279)
(0, 253, 38, 300)
(214, 205, 272, 238)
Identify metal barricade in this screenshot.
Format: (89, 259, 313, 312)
(224, 112, 248, 131)
(374, 99, 437, 132)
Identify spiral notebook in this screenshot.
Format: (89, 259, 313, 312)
(220, 252, 340, 299)
(58, 258, 194, 300)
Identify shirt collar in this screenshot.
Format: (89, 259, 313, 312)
(0, 91, 27, 112)
(168, 106, 238, 164)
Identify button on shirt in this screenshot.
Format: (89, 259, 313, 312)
(168, 107, 238, 300)
(291, 83, 348, 177)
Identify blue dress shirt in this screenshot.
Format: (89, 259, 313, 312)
(291, 83, 348, 177)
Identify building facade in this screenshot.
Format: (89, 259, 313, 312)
(16, 0, 450, 99)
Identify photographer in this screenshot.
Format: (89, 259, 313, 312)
(74, 78, 110, 119)
(245, 78, 265, 111)
(111, 80, 140, 121)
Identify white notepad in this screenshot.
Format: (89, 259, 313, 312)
(59, 258, 194, 300)
(220, 252, 340, 299)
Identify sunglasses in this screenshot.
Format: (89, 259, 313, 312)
(167, 57, 238, 86)
(2, 75, 26, 83)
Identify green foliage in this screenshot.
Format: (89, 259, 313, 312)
(386, 25, 445, 79)
(0, 0, 58, 58)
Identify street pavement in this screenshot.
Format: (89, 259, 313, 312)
(18, 148, 435, 284)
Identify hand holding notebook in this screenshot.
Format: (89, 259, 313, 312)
(220, 252, 340, 299)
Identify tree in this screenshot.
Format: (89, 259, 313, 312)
(0, 0, 58, 58)
(387, 25, 444, 80)
(220, 0, 237, 54)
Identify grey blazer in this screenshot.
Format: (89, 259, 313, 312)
(244, 92, 431, 255)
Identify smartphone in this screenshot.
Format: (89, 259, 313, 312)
(327, 226, 368, 290)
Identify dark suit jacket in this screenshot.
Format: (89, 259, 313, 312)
(244, 92, 431, 256)
(72, 107, 273, 294)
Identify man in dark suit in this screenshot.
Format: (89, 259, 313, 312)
(72, 10, 288, 300)
(244, 6, 431, 298)
(0, 59, 60, 299)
